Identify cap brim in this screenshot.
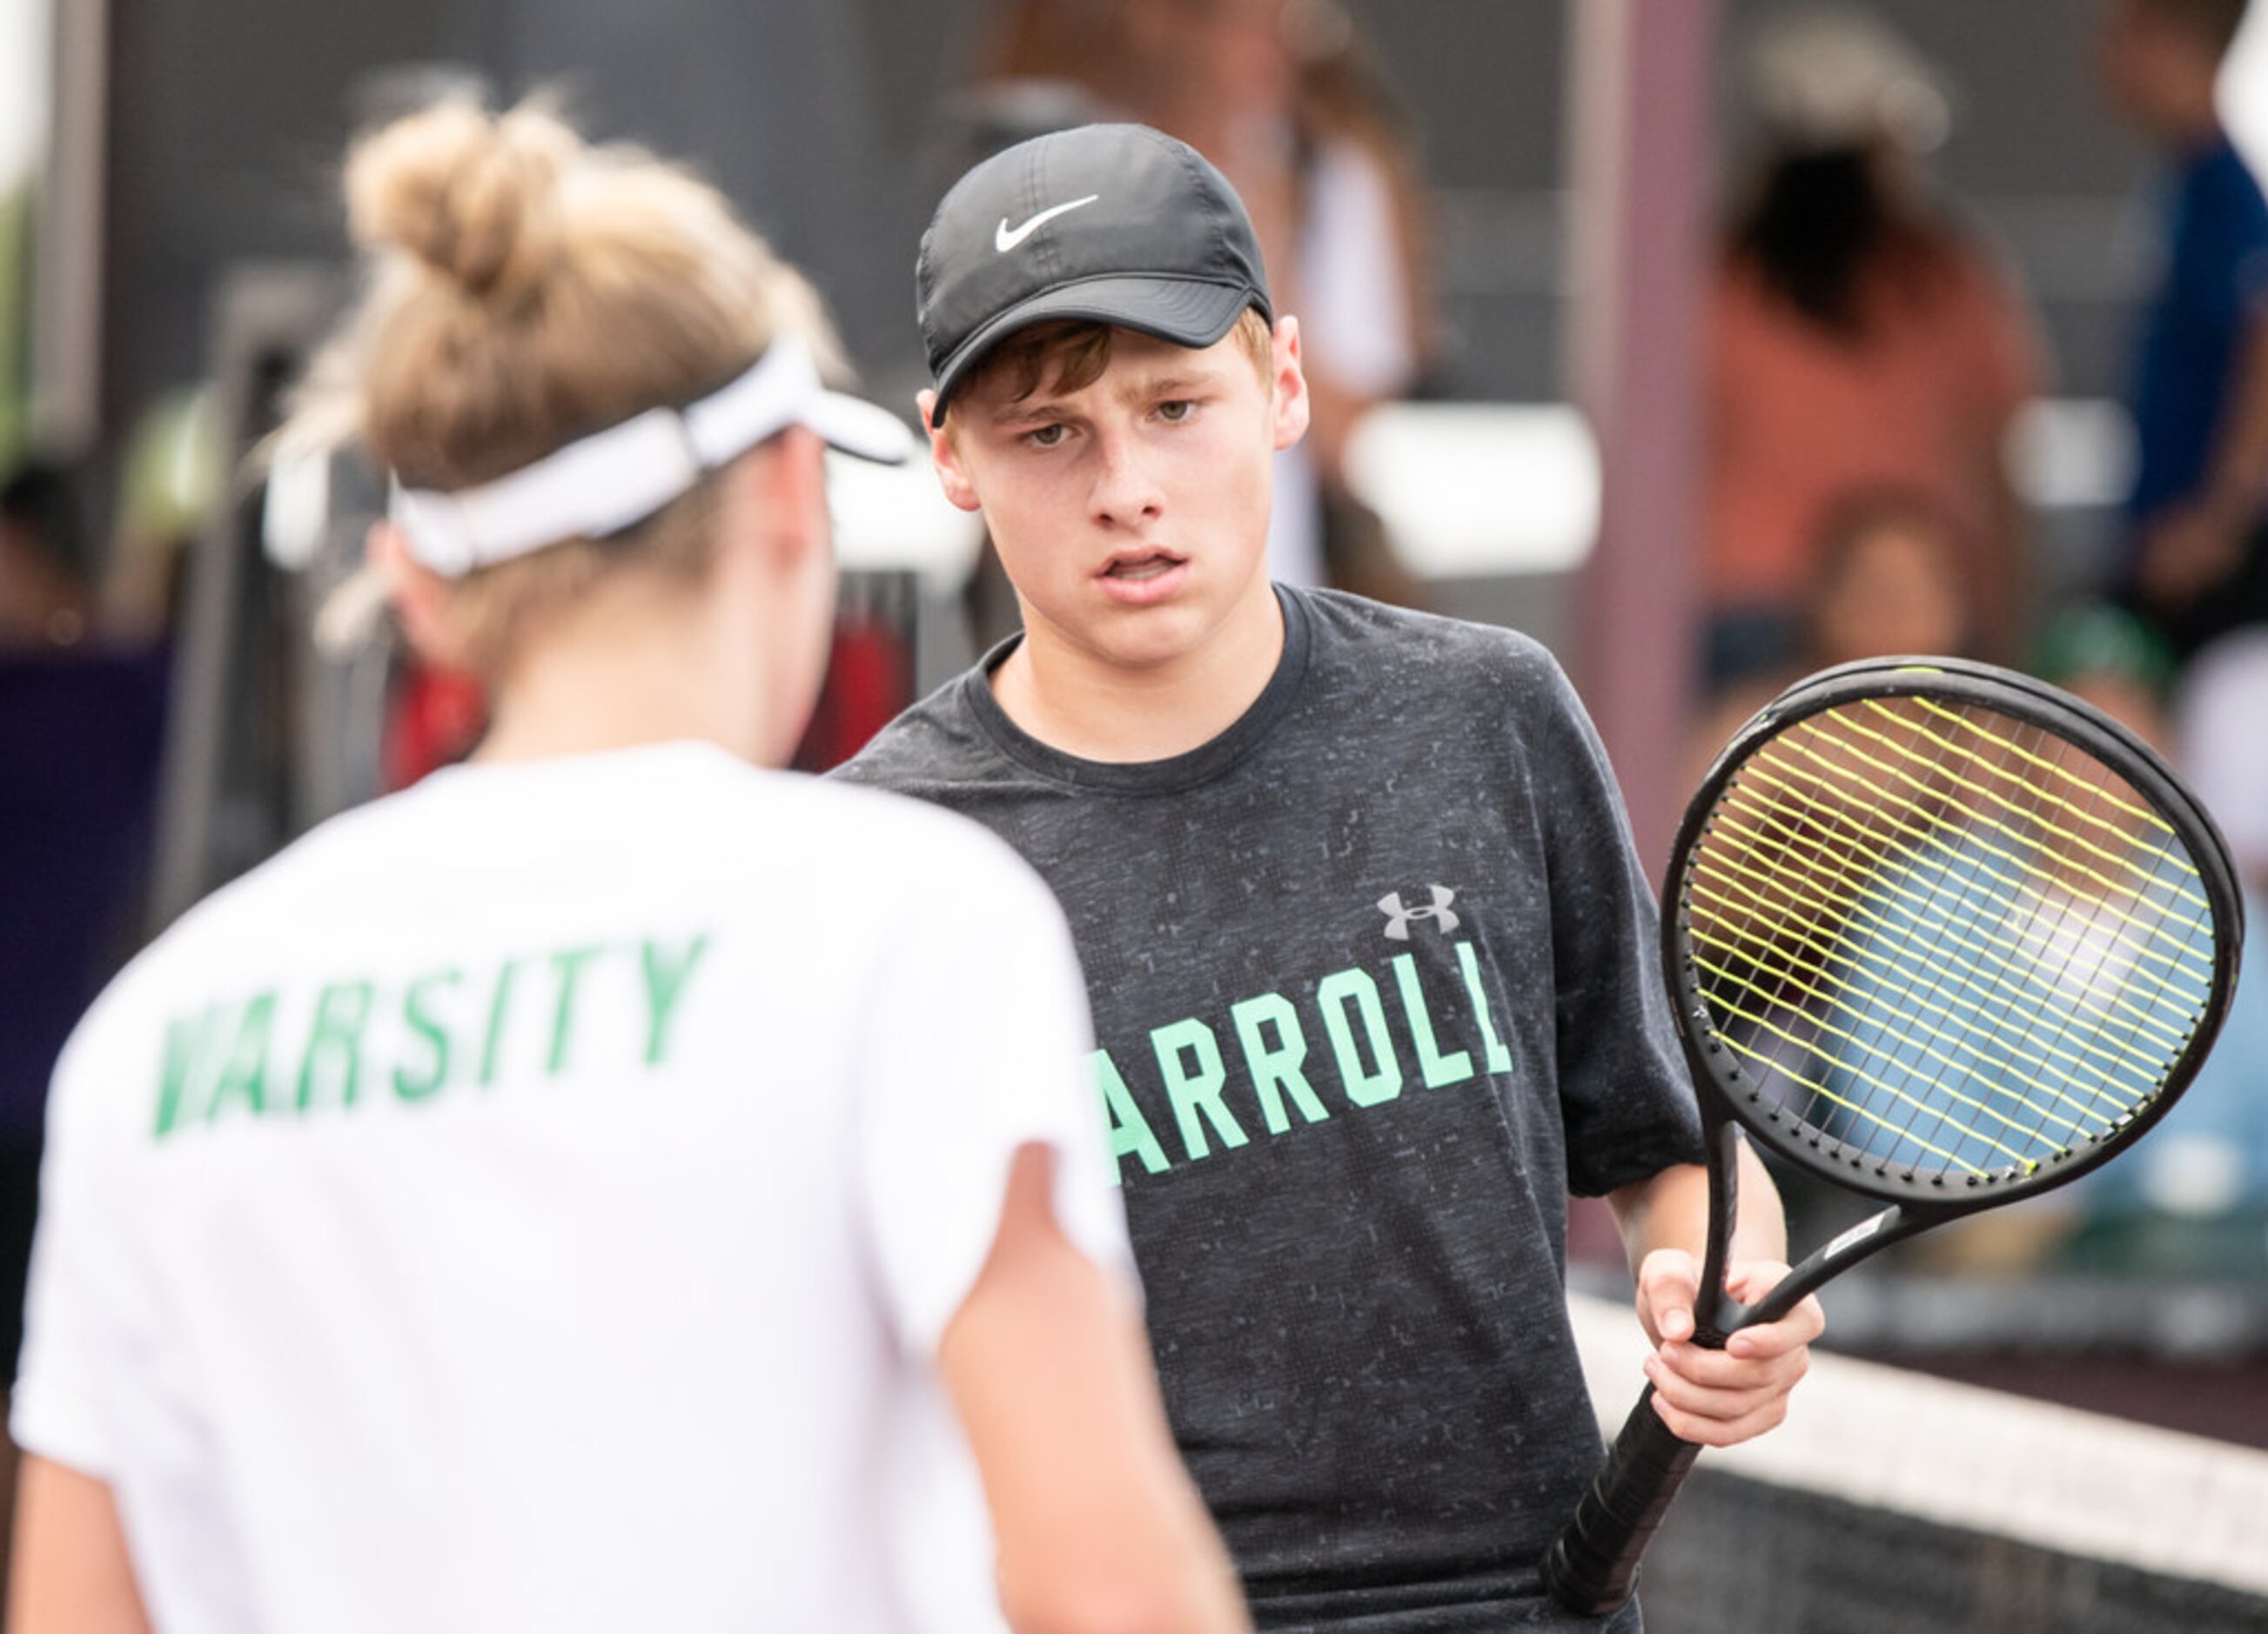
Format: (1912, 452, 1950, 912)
(809, 389, 916, 465)
(930, 277, 1259, 422)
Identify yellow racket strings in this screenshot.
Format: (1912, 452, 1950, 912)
(1714, 702, 2195, 1169)
(1856, 699, 2213, 943)
(1732, 702, 2195, 1146)
(1706, 750, 2191, 1099)
(1751, 706, 2211, 1035)
(1781, 713, 2213, 1003)
(1696, 777, 2168, 1107)
(1693, 783, 2119, 1171)
(1687, 697, 2215, 1177)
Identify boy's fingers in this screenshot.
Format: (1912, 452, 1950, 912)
(1648, 1341, 1808, 1396)
(1635, 1250, 1701, 1343)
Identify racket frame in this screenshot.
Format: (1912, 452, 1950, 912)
(1542, 656, 2246, 1613)
(1676, 656, 2243, 1222)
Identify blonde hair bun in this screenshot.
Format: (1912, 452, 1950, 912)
(346, 100, 579, 304)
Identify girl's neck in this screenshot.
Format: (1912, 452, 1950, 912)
(474, 586, 765, 767)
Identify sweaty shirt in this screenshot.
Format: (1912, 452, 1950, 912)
(838, 586, 1706, 1631)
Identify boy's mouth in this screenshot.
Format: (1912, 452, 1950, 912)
(1096, 548, 1191, 604)
(1101, 549, 1186, 582)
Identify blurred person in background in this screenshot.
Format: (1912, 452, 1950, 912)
(10, 100, 1248, 1634)
(2097, 0, 2268, 661)
(1704, 4, 2043, 689)
(1690, 488, 1979, 788)
(1686, 488, 1985, 1262)
(0, 462, 169, 1596)
(973, 0, 1432, 601)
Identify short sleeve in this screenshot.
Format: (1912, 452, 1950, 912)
(12, 1008, 148, 1477)
(853, 833, 1137, 1355)
(1527, 657, 1708, 1195)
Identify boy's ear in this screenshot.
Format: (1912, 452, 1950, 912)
(1270, 315, 1312, 453)
(921, 389, 983, 513)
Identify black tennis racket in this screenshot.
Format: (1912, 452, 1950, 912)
(1541, 655, 2245, 1617)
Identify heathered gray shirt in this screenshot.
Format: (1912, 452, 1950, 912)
(837, 586, 1705, 1631)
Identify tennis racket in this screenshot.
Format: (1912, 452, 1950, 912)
(1541, 655, 2245, 1617)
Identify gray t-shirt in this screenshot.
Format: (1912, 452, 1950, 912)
(836, 586, 1704, 1631)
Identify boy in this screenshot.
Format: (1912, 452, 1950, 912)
(841, 124, 1821, 1631)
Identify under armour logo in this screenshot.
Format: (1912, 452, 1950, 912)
(1379, 886, 1459, 940)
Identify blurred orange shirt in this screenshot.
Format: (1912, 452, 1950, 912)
(1703, 247, 2040, 609)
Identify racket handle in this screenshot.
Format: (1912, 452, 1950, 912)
(1540, 1384, 1702, 1616)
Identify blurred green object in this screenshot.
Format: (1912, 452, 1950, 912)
(2030, 599, 2180, 696)
(116, 386, 223, 550)
(2057, 1208, 2268, 1280)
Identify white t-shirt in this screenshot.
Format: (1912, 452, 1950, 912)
(15, 741, 1133, 1634)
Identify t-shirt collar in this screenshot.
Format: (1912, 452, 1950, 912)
(957, 584, 1312, 794)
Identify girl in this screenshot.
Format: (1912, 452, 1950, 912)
(10, 101, 1245, 1634)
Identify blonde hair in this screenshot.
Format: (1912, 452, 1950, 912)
(292, 98, 840, 674)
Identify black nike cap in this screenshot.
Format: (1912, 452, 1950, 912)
(916, 124, 1273, 424)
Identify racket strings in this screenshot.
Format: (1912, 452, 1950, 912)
(1687, 901, 2108, 1153)
(1870, 699, 2208, 917)
(1899, 722, 2161, 1168)
(1687, 820, 2130, 1134)
(1741, 715, 2201, 1099)
(1732, 710, 2206, 1167)
(1695, 780, 2154, 1089)
(1814, 715, 2212, 1028)
(1908, 695, 2179, 840)
(1701, 767, 2189, 1084)
(1693, 734, 2122, 1170)
(1686, 697, 2218, 1180)
(1772, 716, 2213, 1005)
(1688, 952, 2055, 1170)
(1736, 734, 2205, 1045)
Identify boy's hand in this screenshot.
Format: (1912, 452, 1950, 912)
(1632, 1249, 1824, 1448)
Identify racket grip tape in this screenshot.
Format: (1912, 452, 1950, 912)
(1540, 1384, 1703, 1616)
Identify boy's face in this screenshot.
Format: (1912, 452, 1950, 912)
(925, 318, 1309, 673)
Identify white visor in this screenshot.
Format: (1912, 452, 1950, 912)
(387, 335, 915, 577)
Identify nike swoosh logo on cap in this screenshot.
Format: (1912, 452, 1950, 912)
(995, 195, 1101, 252)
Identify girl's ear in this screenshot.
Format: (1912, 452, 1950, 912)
(370, 520, 466, 667)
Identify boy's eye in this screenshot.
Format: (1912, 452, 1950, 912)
(1157, 399, 1197, 423)
(1024, 423, 1070, 449)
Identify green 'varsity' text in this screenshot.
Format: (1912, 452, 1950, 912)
(152, 934, 711, 1140)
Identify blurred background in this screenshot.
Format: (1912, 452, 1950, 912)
(3, 0, 2267, 1623)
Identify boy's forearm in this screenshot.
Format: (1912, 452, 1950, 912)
(1607, 1140, 1789, 1277)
